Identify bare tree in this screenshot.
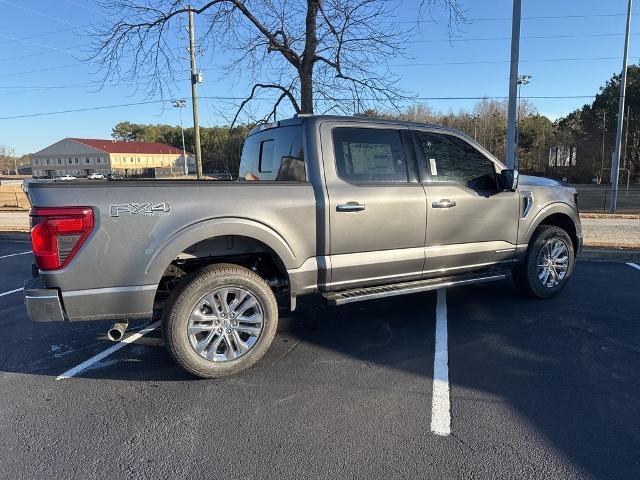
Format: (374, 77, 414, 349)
(93, 0, 466, 124)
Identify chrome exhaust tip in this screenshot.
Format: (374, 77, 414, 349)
(107, 322, 128, 341)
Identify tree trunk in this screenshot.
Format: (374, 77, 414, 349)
(300, 0, 319, 113)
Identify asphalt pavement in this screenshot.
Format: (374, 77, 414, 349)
(0, 238, 639, 480)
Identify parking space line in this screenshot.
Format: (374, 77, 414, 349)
(430, 288, 451, 436)
(56, 321, 160, 380)
(0, 250, 31, 260)
(626, 263, 640, 271)
(0, 287, 23, 298)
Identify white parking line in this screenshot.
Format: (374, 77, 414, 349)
(0, 287, 23, 298)
(0, 250, 31, 259)
(431, 288, 451, 436)
(56, 321, 161, 380)
(626, 263, 640, 271)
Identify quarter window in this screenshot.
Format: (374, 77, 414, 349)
(332, 128, 408, 183)
(414, 132, 498, 190)
(259, 140, 275, 173)
(238, 125, 305, 181)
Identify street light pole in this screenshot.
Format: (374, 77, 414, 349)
(505, 0, 522, 170)
(187, 5, 203, 179)
(172, 99, 188, 176)
(610, 0, 633, 213)
(516, 74, 532, 168)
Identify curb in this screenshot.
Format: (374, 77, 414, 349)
(580, 213, 640, 220)
(579, 248, 640, 263)
(0, 231, 30, 241)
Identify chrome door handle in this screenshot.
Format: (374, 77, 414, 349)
(432, 199, 456, 208)
(337, 202, 365, 212)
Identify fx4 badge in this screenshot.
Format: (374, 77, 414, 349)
(110, 202, 170, 217)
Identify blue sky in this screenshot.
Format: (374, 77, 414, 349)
(0, 0, 638, 155)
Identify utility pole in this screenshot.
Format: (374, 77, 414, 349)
(172, 99, 188, 176)
(610, 0, 633, 213)
(623, 104, 630, 170)
(505, 0, 522, 170)
(601, 111, 606, 174)
(188, 6, 203, 179)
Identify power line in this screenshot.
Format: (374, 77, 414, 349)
(0, 28, 77, 46)
(410, 32, 640, 43)
(0, 0, 82, 28)
(0, 100, 167, 120)
(60, 0, 104, 15)
(394, 12, 640, 24)
(0, 95, 599, 121)
(0, 62, 84, 79)
(0, 34, 88, 62)
(390, 56, 624, 67)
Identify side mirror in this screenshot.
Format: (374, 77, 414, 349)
(500, 169, 519, 191)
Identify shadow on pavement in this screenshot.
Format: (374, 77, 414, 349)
(1, 261, 639, 478)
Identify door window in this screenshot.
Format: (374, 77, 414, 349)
(414, 132, 498, 190)
(333, 128, 408, 183)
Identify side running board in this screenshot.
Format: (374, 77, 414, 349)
(322, 272, 507, 306)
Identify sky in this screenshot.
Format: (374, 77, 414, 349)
(0, 0, 638, 155)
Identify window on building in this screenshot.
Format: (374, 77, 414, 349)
(97, 157, 101, 164)
(46, 159, 50, 165)
(86, 158, 90, 164)
(332, 127, 408, 183)
(34, 159, 39, 165)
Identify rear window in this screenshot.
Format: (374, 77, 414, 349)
(239, 126, 305, 181)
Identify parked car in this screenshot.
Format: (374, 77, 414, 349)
(23, 115, 582, 378)
(106, 173, 123, 180)
(87, 173, 105, 179)
(56, 175, 76, 181)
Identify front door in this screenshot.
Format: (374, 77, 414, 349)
(320, 123, 427, 290)
(412, 129, 520, 276)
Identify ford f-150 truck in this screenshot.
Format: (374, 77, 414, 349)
(23, 115, 582, 378)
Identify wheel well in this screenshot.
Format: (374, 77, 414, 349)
(156, 235, 289, 300)
(537, 213, 578, 252)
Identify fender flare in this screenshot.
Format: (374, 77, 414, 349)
(521, 202, 578, 245)
(144, 217, 297, 283)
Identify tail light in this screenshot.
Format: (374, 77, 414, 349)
(29, 207, 94, 270)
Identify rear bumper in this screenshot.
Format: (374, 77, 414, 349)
(24, 277, 156, 322)
(24, 278, 65, 322)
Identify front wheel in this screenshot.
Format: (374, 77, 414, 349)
(162, 263, 278, 378)
(512, 225, 575, 298)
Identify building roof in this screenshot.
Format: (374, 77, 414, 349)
(68, 138, 189, 155)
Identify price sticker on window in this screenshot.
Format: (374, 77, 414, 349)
(429, 158, 438, 176)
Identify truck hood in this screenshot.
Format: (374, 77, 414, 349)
(518, 175, 563, 187)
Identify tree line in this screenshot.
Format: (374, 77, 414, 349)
(110, 66, 640, 185)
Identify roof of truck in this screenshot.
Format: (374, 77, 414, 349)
(251, 114, 471, 134)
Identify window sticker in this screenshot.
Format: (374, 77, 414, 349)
(429, 158, 438, 176)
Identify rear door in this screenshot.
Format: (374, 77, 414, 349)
(319, 122, 427, 290)
(411, 129, 519, 276)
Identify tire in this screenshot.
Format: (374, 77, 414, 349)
(512, 225, 575, 299)
(162, 263, 278, 378)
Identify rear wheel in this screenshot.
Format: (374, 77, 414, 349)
(512, 225, 575, 298)
(162, 263, 278, 378)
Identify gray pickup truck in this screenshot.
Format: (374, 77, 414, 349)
(23, 115, 582, 377)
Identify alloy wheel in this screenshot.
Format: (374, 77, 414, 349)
(187, 287, 264, 362)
